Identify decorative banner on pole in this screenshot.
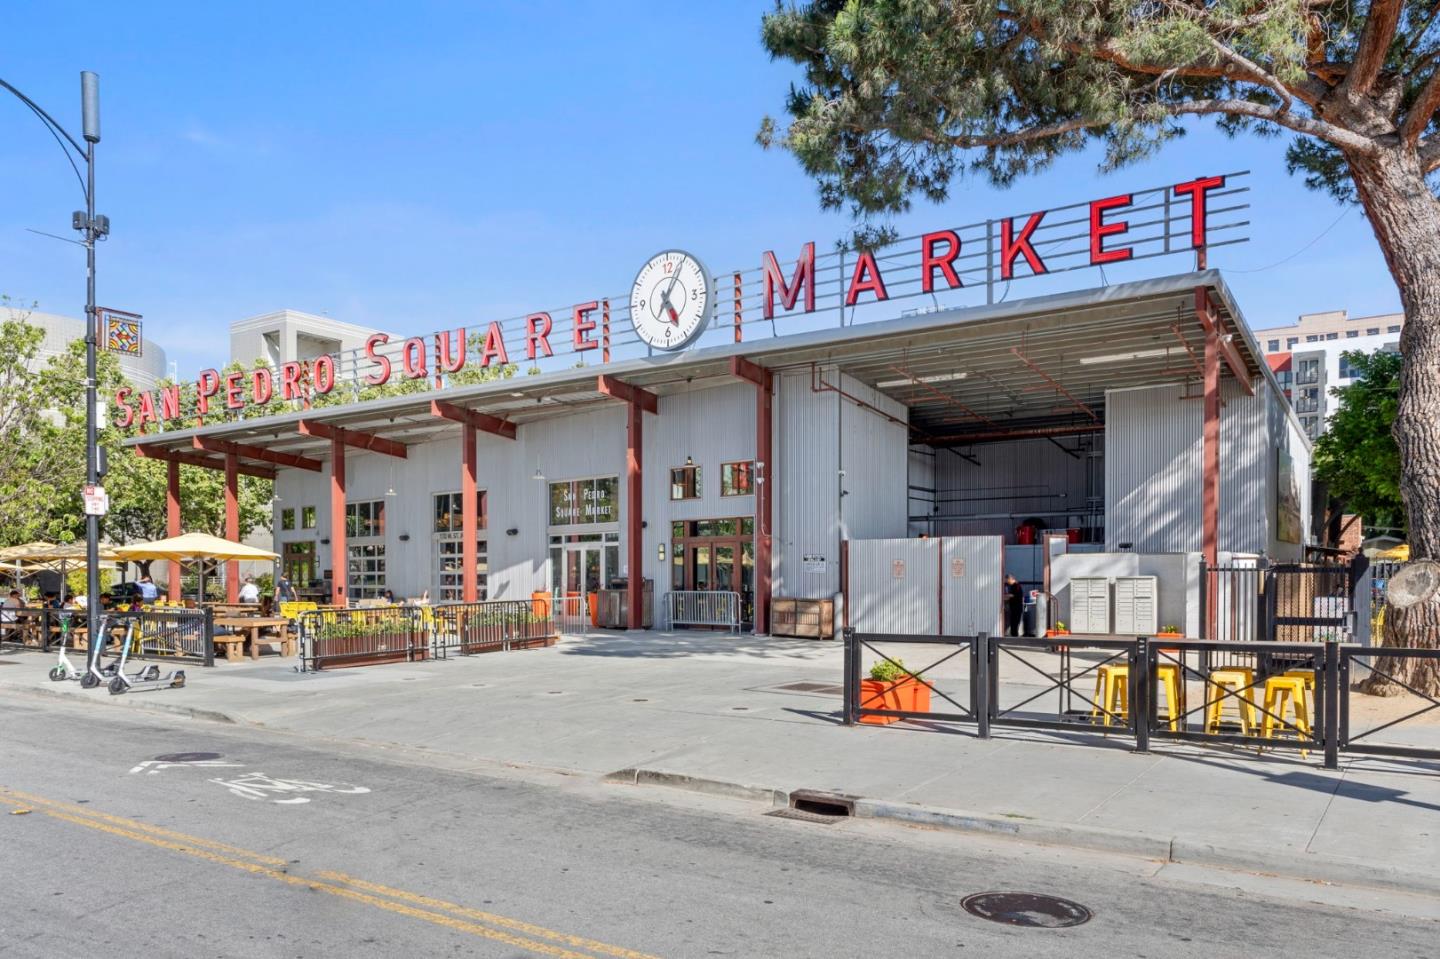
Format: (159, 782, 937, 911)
(100, 307, 143, 356)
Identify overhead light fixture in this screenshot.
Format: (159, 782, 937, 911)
(1077, 348, 1177, 366)
(685, 455, 694, 467)
(876, 371, 968, 388)
(510, 391, 525, 398)
(385, 487, 397, 497)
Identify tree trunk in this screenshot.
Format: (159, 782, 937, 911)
(1346, 146, 1440, 696)
(1357, 561, 1440, 695)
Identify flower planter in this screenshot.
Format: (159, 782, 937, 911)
(1155, 630, 1183, 655)
(1045, 629, 1071, 638)
(857, 675, 931, 724)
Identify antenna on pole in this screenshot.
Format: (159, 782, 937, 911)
(80, 71, 99, 143)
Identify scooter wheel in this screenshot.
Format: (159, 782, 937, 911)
(170, 672, 186, 688)
(80, 673, 99, 689)
(48, 666, 66, 682)
(108, 676, 126, 695)
(143, 665, 160, 682)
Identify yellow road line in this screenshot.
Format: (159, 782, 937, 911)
(0, 786, 286, 866)
(315, 870, 662, 959)
(1, 789, 657, 959)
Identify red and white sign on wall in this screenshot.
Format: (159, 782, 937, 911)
(114, 172, 1248, 430)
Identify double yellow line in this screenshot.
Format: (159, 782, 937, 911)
(1, 786, 659, 959)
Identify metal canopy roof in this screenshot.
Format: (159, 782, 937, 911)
(125, 270, 1281, 465)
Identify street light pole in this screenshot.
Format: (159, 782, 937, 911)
(0, 71, 107, 671)
(81, 71, 101, 675)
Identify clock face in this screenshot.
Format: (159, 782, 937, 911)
(629, 250, 712, 351)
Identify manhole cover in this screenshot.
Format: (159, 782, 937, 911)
(152, 752, 223, 764)
(775, 681, 844, 695)
(961, 892, 1091, 928)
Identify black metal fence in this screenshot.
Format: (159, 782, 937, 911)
(297, 605, 427, 671)
(112, 608, 214, 666)
(843, 629, 1440, 768)
(1200, 558, 1368, 650)
(431, 600, 556, 657)
(0, 607, 63, 651)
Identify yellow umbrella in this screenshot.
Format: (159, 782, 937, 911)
(1374, 544, 1410, 561)
(113, 533, 277, 562)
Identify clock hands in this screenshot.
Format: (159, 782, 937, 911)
(659, 255, 688, 324)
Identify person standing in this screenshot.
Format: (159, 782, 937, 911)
(274, 572, 297, 605)
(1004, 574, 1025, 637)
(137, 576, 158, 603)
(238, 576, 260, 604)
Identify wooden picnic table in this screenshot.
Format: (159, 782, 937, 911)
(211, 615, 293, 661)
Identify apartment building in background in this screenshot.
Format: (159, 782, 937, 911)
(1257, 309, 1403, 439)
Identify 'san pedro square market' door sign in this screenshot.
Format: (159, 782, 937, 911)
(114, 173, 1248, 429)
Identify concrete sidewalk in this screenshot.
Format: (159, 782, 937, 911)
(4, 630, 1439, 894)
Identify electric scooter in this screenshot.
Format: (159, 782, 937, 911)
(47, 612, 83, 682)
(105, 615, 185, 695)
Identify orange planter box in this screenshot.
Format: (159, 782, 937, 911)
(857, 675, 932, 724)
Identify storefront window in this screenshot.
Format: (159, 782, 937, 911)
(345, 500, 385, 538)
(435, 537, 487, 602)
(720, 461, 753, 496)
(301, 506, 317, 529)
(347, 543, 386, 599)
(549, 476, 618, 526)
(670, 466, 701, 500)
(280, 508, 295, 531)
(433, 490, 488, 532)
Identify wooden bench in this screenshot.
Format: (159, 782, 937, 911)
(213, 632, 245, 662)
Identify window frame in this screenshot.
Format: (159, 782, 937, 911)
(669, 465, 702, 501)
(720, 460, 755, 497)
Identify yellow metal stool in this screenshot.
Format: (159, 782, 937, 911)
(1155, 663, 1183, 732)
(1204, 668, 1259, 735)
(1261, 675, 1312, 755)
(1090, 663, 1129, 726)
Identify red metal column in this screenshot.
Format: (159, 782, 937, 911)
(330, 437, 347, 606)
(627, 400, 643, 629)
(1200, 290, 1221, 638)
(461, 423, 478, 603)
(166, 459, 182, 602)
(756, 371, 773, 634)
(224, 451, 240, 603)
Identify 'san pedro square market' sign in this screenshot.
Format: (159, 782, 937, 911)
(114, 173, 1247, 430)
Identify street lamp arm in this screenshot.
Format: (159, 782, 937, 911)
(0, 77, 88, 199)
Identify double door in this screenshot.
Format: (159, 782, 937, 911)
(673, 534, 754, 626)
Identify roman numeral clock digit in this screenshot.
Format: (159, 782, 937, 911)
(629, 249, 713, 351)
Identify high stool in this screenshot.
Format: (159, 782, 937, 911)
(1155, 663, 1183, 732)
(1261, 674, 1312, 755)
(1204, 667, 1258, 735)
(1090, 663, 1129, 726)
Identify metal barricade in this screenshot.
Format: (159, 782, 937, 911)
(662, 590, 741, 631)
(296, 605, 425, 671)
(0, 607, 57, 651)
(106, 608, 214, 666)
(431, 600, 557, 657)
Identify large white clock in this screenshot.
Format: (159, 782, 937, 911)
(628, 249, 712, 351)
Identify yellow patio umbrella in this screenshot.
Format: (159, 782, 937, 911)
(1374, 544, 1410, 561)
(114, 534, 278, 601)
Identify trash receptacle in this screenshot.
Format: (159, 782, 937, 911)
(1025, 591, 1048, 637)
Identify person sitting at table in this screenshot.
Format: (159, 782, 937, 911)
(238, 576, 260, 604)
(42, 592, 63, 609)
(99, 592, 113, 610)
(382, 588, 396, 605)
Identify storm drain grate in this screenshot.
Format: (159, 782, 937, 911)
(765, 808, 844, 825)
(961, 892, 1092, 928)
(775, 681, 844, 695)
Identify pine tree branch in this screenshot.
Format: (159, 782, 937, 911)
(927, 97, 1375, 155)
(1403, 68, 1440, 146)
(1420, 137, 1440, 173)
(1345, 0, 1405, 97)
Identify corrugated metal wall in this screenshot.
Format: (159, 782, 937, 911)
(849, 537, 940, 634)
(1105, 381, 1272, 555)
(839, 372, 909, 540)
(927, 435, 1101, 540)
(940, 536, 1004, 635)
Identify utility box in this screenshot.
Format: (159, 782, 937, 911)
(1069, 577, 1111, 634)
(1113, 576, 1158, 635)
(772, 598, 835, 639)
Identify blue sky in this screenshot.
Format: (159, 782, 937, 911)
(0, 1, 1401, 377)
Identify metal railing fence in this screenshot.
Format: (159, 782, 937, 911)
(662, 590, 741, 631)
(842, 629, 1440, 768)
(431, 600, 556, 656)
(111, 608, 214, 666)
(297, 605, 426, 671)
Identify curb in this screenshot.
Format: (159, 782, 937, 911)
(603, 768, 787, 806)
(0, 680, 239, 725)
(611, 766, 1440, 898)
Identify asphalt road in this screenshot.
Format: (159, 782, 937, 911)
(0, 691, 1434, 959)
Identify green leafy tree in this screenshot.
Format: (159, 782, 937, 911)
(1313, 349, 1402, 531)
(760, 1, 1440, 679)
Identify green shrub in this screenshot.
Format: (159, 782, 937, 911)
(869, 659, 909, 682)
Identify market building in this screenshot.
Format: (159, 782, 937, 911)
(119, 171, 1310, 635)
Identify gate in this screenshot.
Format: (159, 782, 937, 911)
(1201, 559, 1366, 652)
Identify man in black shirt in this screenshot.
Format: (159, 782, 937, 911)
(1004, 575, 1025, 637)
